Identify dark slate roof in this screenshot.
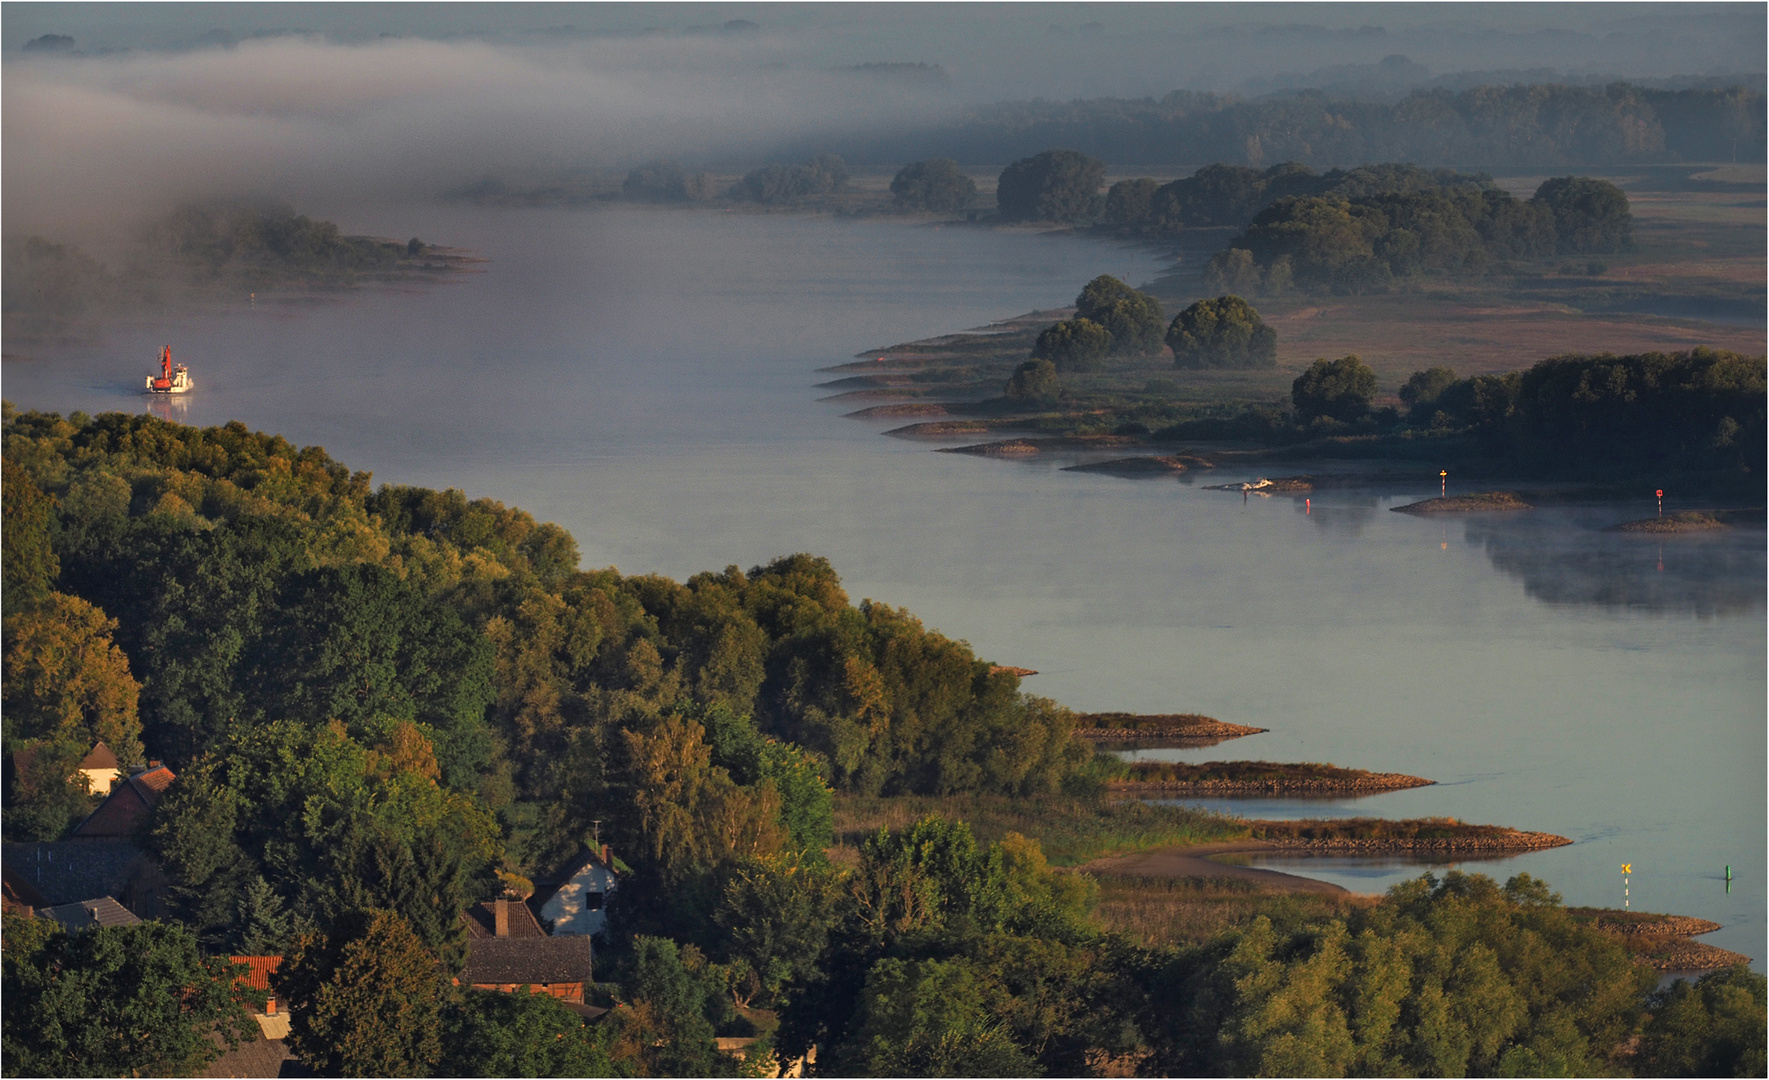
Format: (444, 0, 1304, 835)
(463, 899, 547, 939)
(200, 1028, 293, 1079)
(38, 895, 142, 930)
(2, 863, 51, 910)
(460, 937, 593, 985)
(2, 841, 152, 905)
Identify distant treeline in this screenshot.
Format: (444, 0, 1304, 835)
(793, 82, 1765, 167)
(1166, 348, 1764, 481)
(1198, 172, 1633, 295)
(2, 203, 449, 336)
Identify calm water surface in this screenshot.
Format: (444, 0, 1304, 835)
(5, 204, 1763, 966)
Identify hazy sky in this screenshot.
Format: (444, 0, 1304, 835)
(5, 3, 1762, 238)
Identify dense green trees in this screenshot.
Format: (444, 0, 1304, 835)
(1004, 358, 1060, 403)
(439, 988, 624, 1077)
(150, 720, 501, 960)
(1398, 365, 1460, 424)
(1167, 295, 1278, 369)
(996, 149, 1104, 222)
(2, 457, 59, 613)
(1636, 965, 1767, 1077)
(1206, 175, 1631, 295)
(1293, 356, 1379, 423)
(2, 913, 258, 1077)
(2, 591, 146, 839)
(1032, 319, 1110, 371)
(622, 160, 688, 202)
(1138, 873, 1651, 1076)
(1534, 176, 1635, 253)
(1027, 276, 1163, 373)
(1112, 162, 1488, 236)
(1391, 349, 1766, 475)
(277, 908, 446, 1077)
(729, 155, 849, 204)
(1074, 275, 1165, 356)
(7, 399, 1766, 1075)
(889, 159, 977, 213)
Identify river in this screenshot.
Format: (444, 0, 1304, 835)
(4, 203, 1763, 968)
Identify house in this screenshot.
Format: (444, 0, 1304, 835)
(37, 895, 142, 930)
(8, 741, 130, 799)
(202, 962, 293, 1080)
(77, 742, 125, 795)
(71, 763, 175, 840)
(457, 896, 595, 1004)
(228, 956, 291, 1038)
(1, 839, 169, 918)
(532, 845, 620, 936)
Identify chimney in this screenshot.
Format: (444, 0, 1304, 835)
(600, 844, 612, 868)
(265, 996, 277, 1016)
(494, 897, 509, 937)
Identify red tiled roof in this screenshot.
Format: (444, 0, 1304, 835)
(131, 766, 176, 797)
(229, 956, 284, 993)
(72, 766, 176, 839)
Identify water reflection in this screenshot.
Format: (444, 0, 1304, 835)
(1467, 512, 1765, 617)
(145, 393, 192, 424)
(1292, 494, 1379, 537)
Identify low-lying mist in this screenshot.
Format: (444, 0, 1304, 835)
(3, 31, 954, 242)
(6, 4, 1764, 244)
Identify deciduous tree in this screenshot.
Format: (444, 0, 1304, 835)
(276, 908, 445, 1078)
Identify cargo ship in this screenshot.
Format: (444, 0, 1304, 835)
(144, 346, 192, 394)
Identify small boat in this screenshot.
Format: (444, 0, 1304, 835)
(144, 346, 192, 394)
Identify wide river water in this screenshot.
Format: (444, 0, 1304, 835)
(6, 204, 1764, 967)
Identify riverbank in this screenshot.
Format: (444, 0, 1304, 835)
(1112, 760, 1433, 795)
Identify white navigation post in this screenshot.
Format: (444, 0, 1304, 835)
(1440, 470, 1447, 498)
(1622, 863, 1631, 910)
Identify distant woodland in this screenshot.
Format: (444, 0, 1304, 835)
(802, 81, 1766, 168)
(1, 203, 461, 337)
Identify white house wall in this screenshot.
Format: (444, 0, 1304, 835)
(538, 863, 618, 935)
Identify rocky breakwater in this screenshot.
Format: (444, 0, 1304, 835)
(1074, 713, 1266, 746)
(1391, 491, 1532, 514)
(1569, 909, 1752, 971)
(1248, 817, 1573, 853)
(1114, 761, 1433, 795)
(1606, 510, 1736, 534)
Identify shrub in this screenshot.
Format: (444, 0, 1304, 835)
(1032, 319, 1111, 372)
(1166, 295, 1278, 369)
(1292, 355, 1378, 422)
(890, 159, 977, 213)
